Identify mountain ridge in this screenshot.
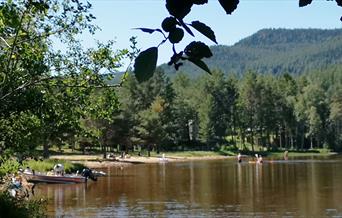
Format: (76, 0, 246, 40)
(161, 28, 342, 77)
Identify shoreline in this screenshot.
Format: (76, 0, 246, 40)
(50, 151, 338, 169)
(50, 154, 232, 168)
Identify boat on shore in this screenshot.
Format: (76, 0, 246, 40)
(22, 165, 98, 184)
(23, 172, 87, 184)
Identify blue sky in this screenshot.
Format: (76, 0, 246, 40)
(81, 0, 342, 65)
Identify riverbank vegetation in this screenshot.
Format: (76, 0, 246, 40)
(0, 0, 341, 165)
(0, 192, 46, 218)
(1, 0, 341, 217)
(0, 0, 125, 216)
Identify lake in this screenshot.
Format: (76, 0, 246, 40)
(36, 155, 342, 217)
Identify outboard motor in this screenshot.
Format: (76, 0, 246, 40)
(81, 168, 97, 181)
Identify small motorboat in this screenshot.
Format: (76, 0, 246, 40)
(22, 165, 97, 184)
(23, 172, 87, 184)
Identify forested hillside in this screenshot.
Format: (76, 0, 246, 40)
(1, 0, 341, 162)
(162, 28, 342, 77)
(110, 65, 342, 153)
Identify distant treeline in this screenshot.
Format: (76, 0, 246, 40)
(2, 66, 341, 157)
(98, 65, 342, 153)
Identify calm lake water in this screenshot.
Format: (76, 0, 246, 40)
(36, 155, 342, 217)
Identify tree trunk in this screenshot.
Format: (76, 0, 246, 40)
(232, 107, 236, 147)
(284, 125, 289, 149)
(279, 127, 283, 149)
(156, 144, 160, 154)
(301, 134, 304, 150)
(266, 131, 270, 151)
(103, 132, 107, 159)
(290, 132, 294, 150)
(251, 128, 255, 152)
(242, 130, 246, 150)
(43, 137, 50, 158)
(43, 143, 49, 158)
(102, 144, 107, 159)
(147, 144, 151, 157)
(260, 128, 264, 148)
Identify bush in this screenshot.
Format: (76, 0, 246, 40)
(0, 192, 46, 218)
(0, 158, 20, 178)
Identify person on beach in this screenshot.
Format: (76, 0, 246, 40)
(237, 153, 242, 163)
(255, 154, 263, 164)
(284, 150, 289, 160)
(258, 155, 263, 164)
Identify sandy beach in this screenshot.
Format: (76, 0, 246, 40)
(50, 154, 231, 168)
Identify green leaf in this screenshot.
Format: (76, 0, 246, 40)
(32, 2, 50, 12)
(168, 28, 184, 44)
(190, 21, 217, 44)
(161, 17, 178, 32)
(134, 28, 163, 34)
(134, 47, 158, 83)
(192, 0, 208, 5)
(179, 19, 194, 36)
(184, 41, 213, 59)
(299, 0, 312, 7)
(166, 0, 193, 19)
(218, 0, 239, 14)
(188, 58, 211, 74)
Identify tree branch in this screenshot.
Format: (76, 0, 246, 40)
(6, 8, 27, 74)
(0, 37, 10, 48)
(0, 76, 55, 101)
(17, 27, 70, 45)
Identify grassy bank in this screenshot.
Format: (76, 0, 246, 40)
(264, 150, 336, 158)
(23, 159, 85, 173)
(220, 142, 336, 158)
(162, 150, 335, 158)
(0, 157, 87, 177)
(27, 144, 338, 168)
(39, 143, 338, 160)
(161, 151, 226, 158)
(49, 147, 336, 161)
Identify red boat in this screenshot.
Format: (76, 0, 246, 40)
(24, 173, 87, 184)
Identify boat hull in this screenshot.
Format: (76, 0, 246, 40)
(24, 173, 87, 184)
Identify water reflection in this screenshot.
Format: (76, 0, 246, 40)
(35, 156, 342, 217)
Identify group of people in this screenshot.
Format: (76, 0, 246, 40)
(237, 153, 263, 163)
(237, 150, 289, 163)
(255, 154, 263, 163)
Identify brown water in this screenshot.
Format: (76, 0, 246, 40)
(36, 155, 342, 217)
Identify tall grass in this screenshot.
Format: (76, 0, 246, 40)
(0, 158, 20, 178)
(23, 159, 85, 174)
